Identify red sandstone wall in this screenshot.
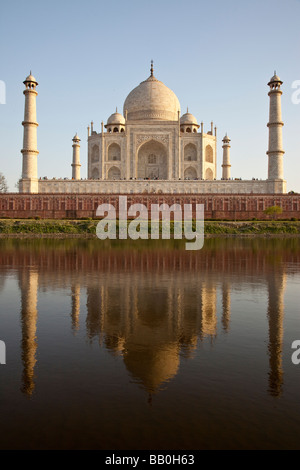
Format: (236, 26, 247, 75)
(0, 193, 299, 220)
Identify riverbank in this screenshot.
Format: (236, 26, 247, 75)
(0, 219, 299, 238)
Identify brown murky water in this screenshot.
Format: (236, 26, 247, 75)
(0, 237, 299, 449)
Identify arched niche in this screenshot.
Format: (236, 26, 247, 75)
(184, 143, 197, 162)
(92, 167, 100, 179)
(108, 166, 121, 180)
(205, 168, 214, 180)
(205, 145, 214, 163)
(108, 143, 121, 162)
(91, 144, 99, 163)
(184, 167, 197, 180)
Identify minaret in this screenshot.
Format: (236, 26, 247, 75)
(222, 134, 231, 180)
(71, 133, 81, 180)
(267, 72, 284, 180)
(20, 72, 39, 193)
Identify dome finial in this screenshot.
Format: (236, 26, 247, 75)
(150, 60, 154, 77)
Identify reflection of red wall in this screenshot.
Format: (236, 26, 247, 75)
(0, 240, 299, 277)
(0, 193, 299, 220)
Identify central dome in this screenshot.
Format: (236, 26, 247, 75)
(123, 72, 181, 121)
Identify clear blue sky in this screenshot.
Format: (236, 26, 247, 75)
(0, 0, 299, 192)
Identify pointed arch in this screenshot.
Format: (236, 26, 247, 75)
(108, 166, 121, 180)
(91, 144, 99, 163)
(92, 167, 100, 180)
(184, 167, 197, 180)
(108, 143, 121, 162)
(184, 143, 197, 162)
(205, 168, 214, 180)
(205, 145, 214, 163)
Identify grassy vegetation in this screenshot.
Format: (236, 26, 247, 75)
(0, 219, 299, 236)
(204, 221, 300, 234)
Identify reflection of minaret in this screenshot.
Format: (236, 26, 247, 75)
(201, 283, 217, 337)
(267, 270, 286, 397)
(19, 270, 38, 397)
(71, 285, 80, 334)
(221, 281, 231, 332)
(86, 279, 131, 352)
(86, 286, 103, 341)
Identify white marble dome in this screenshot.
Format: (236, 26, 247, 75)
(107, 111, 125, 125)
(180, 112, 198, 126)
(123, 74, 181, 121)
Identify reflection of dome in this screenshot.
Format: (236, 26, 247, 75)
(124, 344, 180, 393)
(180, 112, 198, 126)
(124, 73, 181, 121)
(107, 111, 125, 125)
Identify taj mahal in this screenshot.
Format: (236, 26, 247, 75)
(19, 62, 286, 195)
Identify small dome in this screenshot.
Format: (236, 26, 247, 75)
(268, 73, 282, 85)
(223, 134, 230, 141)
(73, 133, 80, 141)
(180, 112, 198, 126)
(107, 112, 125, 125)
(24, 72, 38, 84)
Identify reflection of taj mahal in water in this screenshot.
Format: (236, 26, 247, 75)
(20, 64, 286, 195)
(0, 241, 289, 399)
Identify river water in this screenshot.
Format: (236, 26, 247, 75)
(0, 237, 299, 449)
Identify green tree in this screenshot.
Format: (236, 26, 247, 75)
(264, 205, 283, 220)
(0, 173, 8, 193)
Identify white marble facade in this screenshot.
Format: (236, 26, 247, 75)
(19, 66, 287, 194)
(88, 122, 217, 183)
(88, 67, 217, 184)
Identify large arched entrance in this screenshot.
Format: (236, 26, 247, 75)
(137, 140, 168, 180)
